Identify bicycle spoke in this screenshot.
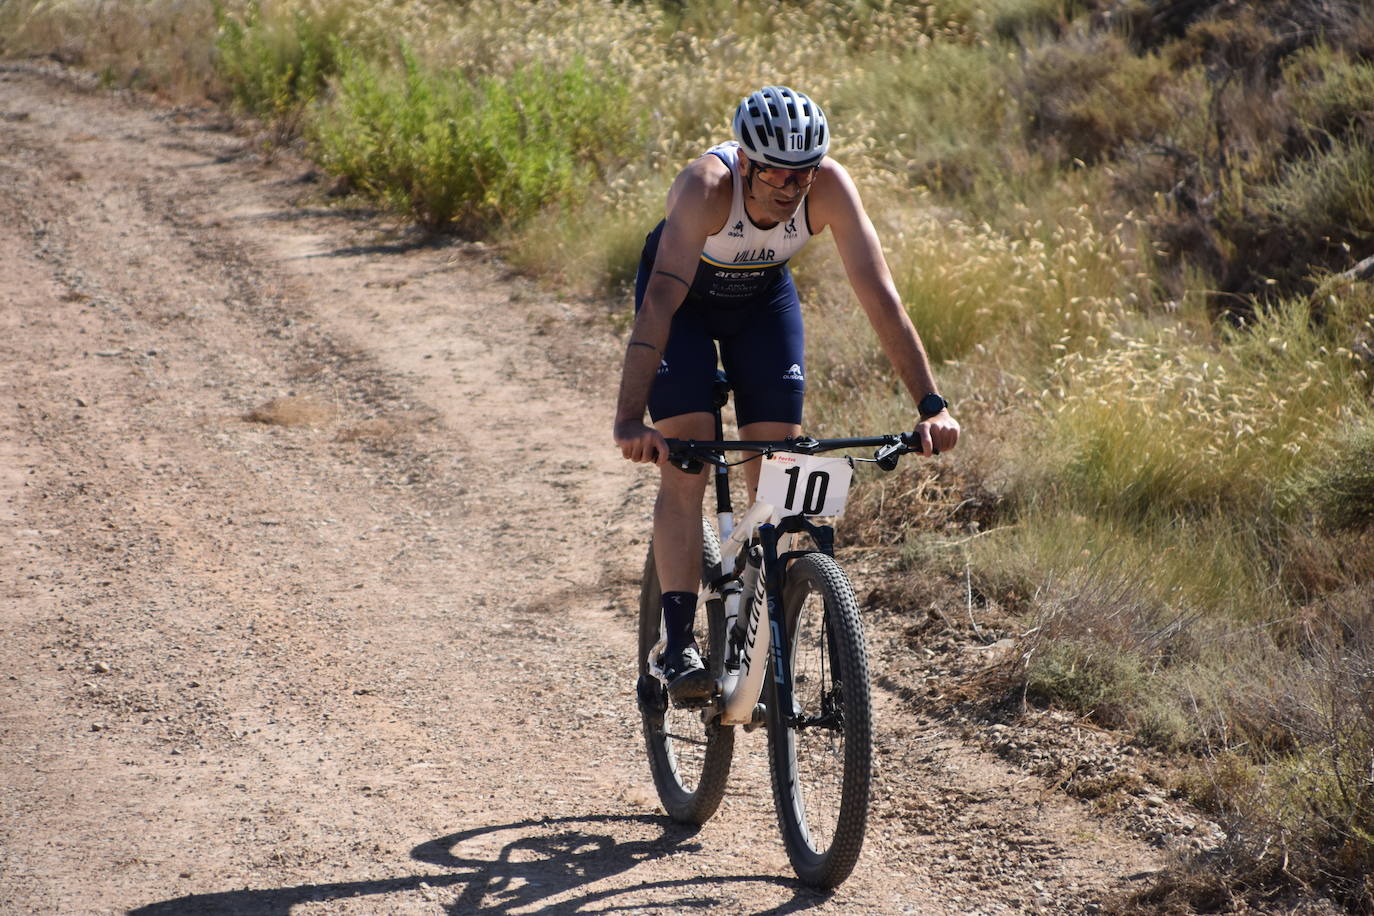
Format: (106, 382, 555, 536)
(791, 587, 845, 852)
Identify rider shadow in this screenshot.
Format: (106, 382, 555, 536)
(129, 813, 825, 915)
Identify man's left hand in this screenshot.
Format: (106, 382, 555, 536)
(914, 411, 960, 456)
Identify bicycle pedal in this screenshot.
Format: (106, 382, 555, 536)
(670, 693, 713, 710)
(636, 673, 667, 719)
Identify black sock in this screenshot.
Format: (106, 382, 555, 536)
(661, 591, 697, 655)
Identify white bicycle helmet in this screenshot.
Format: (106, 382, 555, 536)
(732, 86, 829, 169)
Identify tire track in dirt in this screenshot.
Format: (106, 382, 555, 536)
(1, 61, 1164, 915)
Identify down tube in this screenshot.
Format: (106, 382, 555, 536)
(758, 523, 795, 723)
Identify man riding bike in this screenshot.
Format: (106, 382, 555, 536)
(613, 86, 960, 704)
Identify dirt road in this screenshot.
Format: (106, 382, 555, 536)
(1, 62, 1172, 915)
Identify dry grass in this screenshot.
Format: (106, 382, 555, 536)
(241, 395, 335, 428)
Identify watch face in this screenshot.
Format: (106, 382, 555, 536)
(919, 393, 947, 417)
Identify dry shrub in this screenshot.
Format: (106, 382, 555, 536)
(333, 410, 434, 443)
(1119, 595, 1374, 914)
(0, 0, 219, 100)
(242, 395, 335, 427)
(1011, 558, 1200, 734)
(1019, 30, 1183, 165)
(1280, 528, 1374, 600)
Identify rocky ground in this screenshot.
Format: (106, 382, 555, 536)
(1, 61, 1217, 915)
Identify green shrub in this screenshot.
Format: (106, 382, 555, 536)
(1025, 638, 1147, 728)
(213, 0, 348, 124)
(1257, 133, 1374, 259)
(312, 50, 645, 232)
(1284, 45, 1374, 144)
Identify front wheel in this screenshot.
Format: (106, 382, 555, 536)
(637, 517, 735, 824)
(766, 551, 872, 889)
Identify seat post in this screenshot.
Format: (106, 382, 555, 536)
(712, 370, 733, 535)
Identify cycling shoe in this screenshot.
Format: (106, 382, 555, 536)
(663, 644, 713, 707)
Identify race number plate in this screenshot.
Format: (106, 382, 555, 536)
(757, 453, 853, 520)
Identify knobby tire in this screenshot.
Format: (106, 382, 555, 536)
(766, 551, 872, 889)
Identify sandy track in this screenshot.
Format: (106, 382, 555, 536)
(0, 62, 1165, 915)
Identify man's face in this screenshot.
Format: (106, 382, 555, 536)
(738, 153, 815, 223)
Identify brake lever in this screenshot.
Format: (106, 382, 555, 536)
(874, 432, 938, 471)
(874, 440, 905, 471)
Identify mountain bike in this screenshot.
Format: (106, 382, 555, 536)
(635, 375, 927, 889)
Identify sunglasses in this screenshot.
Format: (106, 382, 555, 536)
(749, 161, 818, 190)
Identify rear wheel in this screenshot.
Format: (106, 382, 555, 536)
(765, 551, 872, 888)
(637, 517, 734, 824)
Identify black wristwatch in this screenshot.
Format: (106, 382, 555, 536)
(918, 392, 948, 420)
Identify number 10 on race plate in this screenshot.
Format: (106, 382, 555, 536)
(757, 453, 854, 521)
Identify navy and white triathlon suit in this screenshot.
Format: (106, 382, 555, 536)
(635, 140, 814, 426)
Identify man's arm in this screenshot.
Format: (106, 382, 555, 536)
(613, 159, 728, 463)
(809, 161, 960, 455)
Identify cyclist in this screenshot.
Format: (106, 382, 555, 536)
(613, 86, 960, 704)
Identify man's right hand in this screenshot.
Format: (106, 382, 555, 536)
(614, 419, 670, 465)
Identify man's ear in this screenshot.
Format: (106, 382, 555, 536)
(735, 148, 750, 177)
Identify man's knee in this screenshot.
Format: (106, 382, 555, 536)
(656, 463, 707, 509)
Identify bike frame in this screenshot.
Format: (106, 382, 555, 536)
(659, 428, 909, 727)
(705, 506, 837, 726)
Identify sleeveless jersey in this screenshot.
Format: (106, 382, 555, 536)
(686, 141, 814, 305)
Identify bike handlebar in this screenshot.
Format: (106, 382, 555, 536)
(663, 432, 934, 474)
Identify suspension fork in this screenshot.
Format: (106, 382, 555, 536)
(757, 522, 794, 722)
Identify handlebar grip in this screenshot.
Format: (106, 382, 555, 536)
(896, 431, 939, 459)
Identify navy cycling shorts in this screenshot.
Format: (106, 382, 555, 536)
(634, 232, 806, 427)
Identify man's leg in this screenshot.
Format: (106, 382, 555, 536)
(738, 420, 803, 502)
(652, 411, 715, 592)
(651, 411, 715, 701)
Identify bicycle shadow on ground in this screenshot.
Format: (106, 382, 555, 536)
(129, 813, 828, 915)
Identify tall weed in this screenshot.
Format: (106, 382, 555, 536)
(883, 205, 1148, 366)
(1033, 295, 1372, 524)
(0, 0, 219, 97)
